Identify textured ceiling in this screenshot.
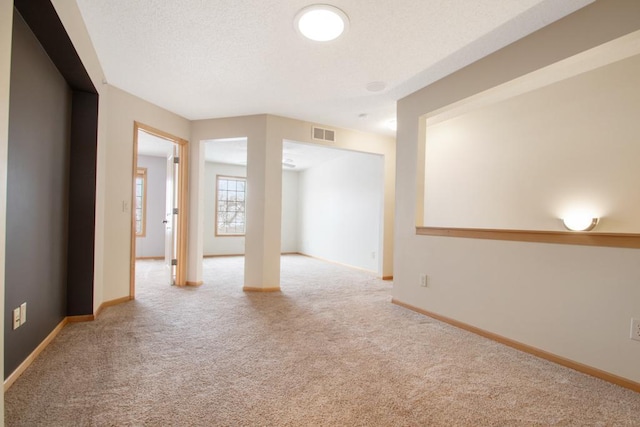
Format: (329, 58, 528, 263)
(202, 138, 362, 171)
(76, 0, 593, 136)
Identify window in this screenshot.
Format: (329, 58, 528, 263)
(216, 175, 246, 236)
(135, 168, 147, 237)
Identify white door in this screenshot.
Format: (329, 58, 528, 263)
(164, 152, 176, 285)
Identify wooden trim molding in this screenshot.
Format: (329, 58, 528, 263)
(382, 276, 394, 281)
(4, 318, 68, 391)
(203, 254, 245, 258)
(392, 298, 640, 393)
(416, 226, 640, 249)
(4, 295, 134, 392)
(243, 287, 281, 293)
(186, 281, 203, 287)
(131, 121, 190, 295)
(95, 296, 132, 318)
(67, 314, 95, 322)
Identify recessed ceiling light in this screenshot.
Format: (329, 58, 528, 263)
(366, 81, 387, 92)
(295, 4, 349, 42)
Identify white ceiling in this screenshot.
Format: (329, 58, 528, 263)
(203, 138, 356, 171)
(76, 0, 593, 137)
(137, 130, 174, 157)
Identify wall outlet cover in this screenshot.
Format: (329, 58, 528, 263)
(20, 302, 27, 325)
(12, 308, 20, 330)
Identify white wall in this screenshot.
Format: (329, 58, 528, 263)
(424, 54, 640, 232)
(395, 0, 640, 384)
(203, 161, 299, 255)
(281, 169, 298, 253)
(298, 151, 383, 273)
(136, 155, 166, 258)
(190, 115, 394, 288)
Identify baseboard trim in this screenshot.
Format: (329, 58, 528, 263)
(67, 314, 95, 322)
(382, 276, 394, 281)
(391, 298, 640, 394)
(297, 252, 378, 275)
(243, 286, 281, 292)
(204, 254, 244, 258)
(4, 317, 68, 391)
(186, 281, 203, 287)
(95, 296, 132, 318)
(204, 253, 298, 258)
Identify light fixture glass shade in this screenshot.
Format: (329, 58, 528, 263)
(562, 216, 599, 231)
(295, 5, 349, 42)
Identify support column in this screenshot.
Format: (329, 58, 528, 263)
(243, 125, 282, 291)
(186, 137, 204, 285)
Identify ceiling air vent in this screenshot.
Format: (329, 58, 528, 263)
(312, 126, 335, 143)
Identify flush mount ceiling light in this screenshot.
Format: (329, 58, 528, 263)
(295, 4, 349, 42)
(562, 215, 599, 232)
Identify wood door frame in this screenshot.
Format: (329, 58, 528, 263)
(131, 121, 189, 297)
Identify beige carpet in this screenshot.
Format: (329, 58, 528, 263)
(5, 255, 640, 426)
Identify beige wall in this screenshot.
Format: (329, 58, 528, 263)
(104, 87, 190, 300)
(424, 53, 640, 232)
(0, 0, 12, 420)
(395, 0, 640, 383)
(54, 0, 192, 304)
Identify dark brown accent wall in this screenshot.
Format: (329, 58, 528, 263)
(5, 0, 99, 377)
(66, 90, 98, 315)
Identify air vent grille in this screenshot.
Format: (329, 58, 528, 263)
(312, 126, 336, 142)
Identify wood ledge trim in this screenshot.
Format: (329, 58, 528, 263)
(392, 298, 640, 393)
(243, 287, 281, 293)
(4, 317, 68, 391)
(416, 226, 640, 249)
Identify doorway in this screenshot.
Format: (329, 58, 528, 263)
(131, 122, 189, 297)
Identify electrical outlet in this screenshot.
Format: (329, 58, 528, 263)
(20, 302, 27, 325)
(631, 318, 640, 342)
(420, 274, 428, 287)
(12, 308, 20, 330)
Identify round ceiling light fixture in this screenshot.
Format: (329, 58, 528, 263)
(295, 4, 349, 42)
(366, 81, 387, 92)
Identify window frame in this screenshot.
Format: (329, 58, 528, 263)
(135, 167, 147, 237)
(215, 175, 247, 237)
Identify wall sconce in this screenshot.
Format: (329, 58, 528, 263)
(562, 215, 599, 232)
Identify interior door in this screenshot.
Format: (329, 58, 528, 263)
(164, 152, 176, 285)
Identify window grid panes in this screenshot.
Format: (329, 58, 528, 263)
(136, 169, 146, 236)
(216, 176, 246, 236)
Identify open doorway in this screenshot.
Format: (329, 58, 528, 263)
(131, 122, 189, 297)
(202, 137, 248, 259)
(281, 140, 385, 276)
